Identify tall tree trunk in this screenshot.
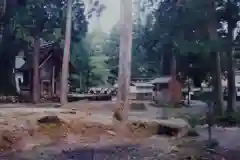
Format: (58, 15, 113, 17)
(60, 0, 73, 105)
(159, 53, 164, 75)
(226, 0, 236, 113)
(86, 69, 90, 91)
(113, 0, 132, 125)
(211, 51, 224, 115)
(0, 0, 6, 20)
(162, 44, 173, 75)
(207, 0, 224, 115)
(33, 37, 40, 103)
(0, 0, 18, 95)
(226, 22, 236, 113)
(170, 54, 177, 104)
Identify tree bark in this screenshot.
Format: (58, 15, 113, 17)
(211, 51, 224, 115)
(0, 0, 18, 95)
(162, 44, 173, 75)
(207, 0, 224, 115)
(114, 0, 132, 124)
(170, 54, 177, 104)
(0, 0, 6, 19)
(60, 0, 73, 105)
(33, 36, 40, 103)
(226, 22, 236, 113)
(226, 0, 236, 113)
(86, 69, 90, 91)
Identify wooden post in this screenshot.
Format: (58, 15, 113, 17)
(169, 55, 176, 104)
(114, 0, 132, 123)
(60, 0, 73, 105)
(51, 66, 55, 96)
(187, 76, 191, 106)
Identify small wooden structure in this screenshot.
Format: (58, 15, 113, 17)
(131, 82, 153, 100)
(15, 42, 75, 101)
(150, 76, 182, 105)
(114, 82, 153, 100)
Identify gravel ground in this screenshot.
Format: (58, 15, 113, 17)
(0, 106, 175, 160)
(197, 126, 240, 149)
(5, 137, 240, 160)
(2, 136, 173, 160)
(1, 102, 240, 160)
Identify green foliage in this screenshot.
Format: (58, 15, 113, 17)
(14, 0, 88, 43)
(1, 0, 240, 96)
(102, 24, 119, 83)
(103, 20, 159, 83)
(70, 38, 90, 90)
(70, 27, 111, 88)
(102, 0, 237, 82)
(215, 110, 240, 127)
(89, 55, 110, 85)
(181, 109, 240, 127)
(0, 0, 106, 94)
(102, 0, 226, 82)
(131, 0, 240, 83)
(183, 113, 203, 129)
(0, 0, 29, 94)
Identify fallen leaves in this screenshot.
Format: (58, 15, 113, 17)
(0, 130, 22, 151)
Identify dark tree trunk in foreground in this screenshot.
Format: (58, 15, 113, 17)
(207, 0, 224, 115)
(211, 51, 224, 115)
(226, 23, 236, 113)
(32, 37, 40, 103)
(0, 0, 19, 95)
(226, 0, 237, 113)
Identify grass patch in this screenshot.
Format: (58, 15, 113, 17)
(177, 113, 203, 137)
(214, 111, 240, 127)
(182, 113, 203, 128)
(181, 109, 240, 127)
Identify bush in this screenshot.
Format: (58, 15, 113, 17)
(181, 113, 203, 128)
(180, 110, 240, 128)
(215, 110, 240, 127)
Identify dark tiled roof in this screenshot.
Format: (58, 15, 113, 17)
(18, 42, 60, 71)
(17, 42, 76, 72)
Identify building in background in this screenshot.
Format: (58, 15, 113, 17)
(14, 41, 75, 101)
(131, 82, 153, 100)
(150, 76, 182, 105)
(113, 82, 153, 100)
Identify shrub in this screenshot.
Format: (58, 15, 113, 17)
(182, 113, 203, 129)
(215, 110, 240, 127)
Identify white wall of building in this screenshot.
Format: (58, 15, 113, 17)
(14, 55, 25, 93)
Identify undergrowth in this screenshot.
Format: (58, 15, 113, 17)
(181, 109, 240, 128)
